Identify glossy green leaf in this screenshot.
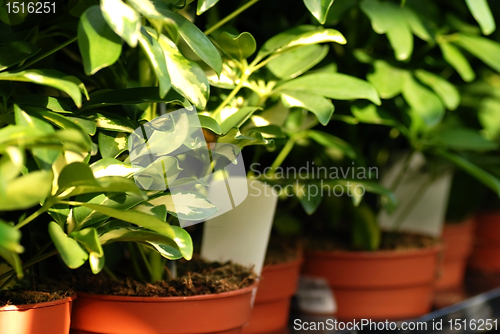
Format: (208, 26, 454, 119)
(75, 202, 175, 238)
(217, 128, 274, 149)
(48, 221, 88, 269)
(401, 7, 432, 42)
(367, 60, 405, 99)
(48, 204, 70, 227)
(454, 34, 500, 74)
(0, 70, 82, 107)
(78, 6, 122, 75)
(70, 227, 104, 258)
(294, 182, 323, 215)
(277, 73, 381, 106)
(81, 87, 188, 110)
(415, 69, 460, 110)
(0, 245, 23, 279)
(350, 102, 395, 125)
(151, 30, 208, 109)
(101, 0, 141, 47)
(360, 0, 413, 60)
(198, 115, 222, 135)
(438, 151, 500, 197)
(214, 107, 262, 135)
(98, 131, 128, 158)
(402, 73, 444, 128)
(197, 0, 220, 15)
(304, 0, 335, 24)
(0, 41, 40, 71)
(435, 127, 497, 151)
(306, 130, 356, 159)
(438, 41, 475, 82)
(0, 171, 53, 211)
(0, 221, 23, 253)
(479, 98, 500, 140)
(147, 192, 218, 221)
(281, 90, 334, 126)
(217, 32, 257, 60)
(16, 95, 72, 113)
(267, 44, 328, 80)
(138, 28, 171, 98)
(465, 0, 495, 35)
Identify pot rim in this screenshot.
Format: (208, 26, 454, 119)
(75, 281, 258, 303)
(262, 256, 304, 272)
(305, 244, 442, 259)
(0, 293, 76, 312)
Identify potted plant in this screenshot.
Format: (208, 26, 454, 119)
(291, 0, 500, 321)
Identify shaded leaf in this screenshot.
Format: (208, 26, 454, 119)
(267, 44, 328, 80)
(197, 0, 220, 15)
(48, 221, 88, 269)
(303, 0, 335, 24)
(454, 34, 500, 74)
(415, 69, 460, 110)
(367, 60, 405, 99)
(281, 90, 334, 126)
(217, 32, 256, 60)
(0, 41, 39, 71)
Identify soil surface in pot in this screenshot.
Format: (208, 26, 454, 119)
(70, 257, 256, 297)
(307, 232, 440, 252)
(264, 238, 302, 266)
(0, 282, 73, 306)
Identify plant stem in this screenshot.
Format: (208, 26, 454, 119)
(16, 36, 78, 71)
(269, 135, 297, 171)
(391, 176, 433, 231)
(137, 244, 155, 283)
(103, 266, 119, 281)
(0, 249, 58, 282)
(128, 243, 145, 281)
(212, 70, 250, 118)
(204, 0, 259, 35)
(15, 203, 51, 229)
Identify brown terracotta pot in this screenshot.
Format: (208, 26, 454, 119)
(434, 218, 475, 290)
(243, 257, 303, 334)
(469, 212, 500, 272)
(302, 246, 441, 321)
(70, 283, 258, 334)
(0, 294, 75, 334)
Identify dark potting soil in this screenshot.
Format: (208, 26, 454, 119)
(0, 282, 73, 306)
(71, 257, 256, 297)
(264, 238, 302, 266)
(307, 231, 440, 252)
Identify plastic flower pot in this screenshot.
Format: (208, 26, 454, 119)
(70, 283, 258, 334)
(302, 246, 441, 321)
(0, 294, 75, 334)
(243, 257, 303, 334)
(469, 212, 500, 272)
(435, 218, 475, 290)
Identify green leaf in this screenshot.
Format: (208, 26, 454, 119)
(303, 0, 335, 24)
(360, 0, 413, 60)
(198, 115, 222, 135)
(465, 0, 495, 35)
(147, 192, 218, 221)
(197, 0, 220, 15)
(0, 221, 24, 253)
(75, 203, 176, 238)
(101, 0, 141, 47)
(350, 102, 395, 125)
(48, 221, 88, 269)
(352, 203, 380, 251)
(98, 131, 128, 158)
(0, 171, 53, 211)
(438, 151, 500, 197)
(454, 34, 500, 74)
(402, 73, 444, 128)
(217, 32, 256, 60)
(138, 28, 171, 98)
(414, 69, 460, 110)
(0, 41, 40, 71)
(435, 127, 498, 151)
(295, 182, 323, 215)
(81, 87, 188, 111)
(78, 6, 122, 75)
(0, 245, 23, 279)
(479, 98, 500, 140)
(16, 95, 72, 113)
(0, 70, 83, 107)
(306, 130, 356, 159)
(267, 44, 328, 80)
(281, 90, 334, 126)
(367, 60, 405, 99)
(87, 112, 136, 133)
(438, 41, 475, 82)
(401, 7, 433, 42)
(277, 73, 381, 106)
(70, 227, 104, 258)
(151, 30, 208, 109)
(214, 107, 261, 135)
(217, 128, 274, 149)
